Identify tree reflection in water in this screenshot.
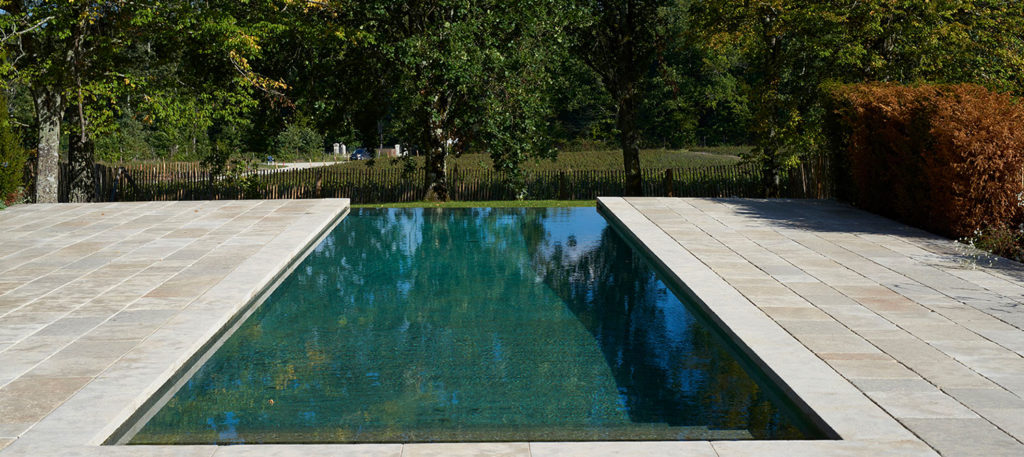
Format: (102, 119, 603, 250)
(131, 208, 818, 444)
(529, 208, 810, 439)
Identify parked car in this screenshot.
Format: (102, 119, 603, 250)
(349, 148, 371, 160)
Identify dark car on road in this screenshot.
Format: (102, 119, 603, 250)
(349, 148, 371, 160)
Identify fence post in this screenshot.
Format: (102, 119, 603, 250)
(558, 171, 567, 200)
(664, 169, 674, 198)
(316, 170, 323, 198)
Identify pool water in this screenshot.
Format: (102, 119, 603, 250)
(128, 207, 825, 444)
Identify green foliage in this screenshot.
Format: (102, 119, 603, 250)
(5, 0, 1024, 203)
(691, 0, 1024, 195)
(0, 93, 27, 204)
(355, 0, 565, 199)
(274, 123, 324, 160)
(965, 224, 1024, 264)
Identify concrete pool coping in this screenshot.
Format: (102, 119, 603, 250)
(2, 197, 1020, 456)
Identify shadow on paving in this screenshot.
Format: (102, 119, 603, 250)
(720, 199, 1024, 279)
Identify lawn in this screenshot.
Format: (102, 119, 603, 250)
(334, 148, 743, 172)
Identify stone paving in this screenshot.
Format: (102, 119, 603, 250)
(601, 197, 1024, 457)
(0, 200, 348, 456)
(0, 198, 1020, 456)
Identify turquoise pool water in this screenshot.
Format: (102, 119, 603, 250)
(128, 207, 825, 444)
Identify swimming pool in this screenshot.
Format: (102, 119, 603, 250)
(124, 207, 826, 444)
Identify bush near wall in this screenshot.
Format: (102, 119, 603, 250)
(0, 93, 28, 206)
(827, 83, 1024, 241)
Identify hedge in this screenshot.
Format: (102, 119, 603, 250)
(827, 83, 1024, 240)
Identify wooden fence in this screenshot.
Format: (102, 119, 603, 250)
(58, 156, 831, 203)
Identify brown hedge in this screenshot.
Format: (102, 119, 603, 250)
(827, 83, 1024, 239)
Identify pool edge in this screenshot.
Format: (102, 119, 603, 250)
(596, 197, 925, 446)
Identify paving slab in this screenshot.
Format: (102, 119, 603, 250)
(900, 418, 1024, 457)
(0, 200, 348, 457)
(601, 197, 1024, 457)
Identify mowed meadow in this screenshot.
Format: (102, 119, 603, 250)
(334, 148, 744, 172)
(72, 146, 833, 205)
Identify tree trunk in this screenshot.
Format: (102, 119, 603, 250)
(33, 91, 62, 203)
(617, 91, 643, 197)
(423, 144, 448, 201)
(67, 125, 96, 202)
(760, 155, 781, 198)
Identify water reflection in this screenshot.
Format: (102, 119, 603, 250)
(131, 208, 818, 444)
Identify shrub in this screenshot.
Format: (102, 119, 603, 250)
(275, 124, 324, 161)
(0, 93, 28, 205)
(827, 83, 1024, 240)
(968, 223, 1024, 263)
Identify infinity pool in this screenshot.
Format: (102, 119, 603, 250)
(127, 207, 825, 444)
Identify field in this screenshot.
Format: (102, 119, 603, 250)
(332, 148, 743, 172)
(70, 146, 835, 205)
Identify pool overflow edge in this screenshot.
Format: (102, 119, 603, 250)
(595, 199, 840, 440)
(106, 202, 838, 445)
(103, 205, 352, 445)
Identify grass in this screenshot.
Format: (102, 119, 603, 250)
(687, 145, 753, 156)
(353, 200, 597, 209)
(333, 148, 742, 172)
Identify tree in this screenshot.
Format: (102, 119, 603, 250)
(1, 0, 301, 201)
(366, 0, 561, 201)
(569, 0, 681, 196)
(0, 1, 148, 202)
(692, 0, 1024, 196)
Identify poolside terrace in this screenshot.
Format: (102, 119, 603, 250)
(0, 197, 1021, 456)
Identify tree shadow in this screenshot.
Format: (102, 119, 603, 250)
(713, 198, 1024, 278)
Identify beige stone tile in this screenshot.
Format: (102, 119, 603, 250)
(759, 306, 833, 321)
(978, 408, 1024, 442)
(0, 422, 30, 439)
(826, 359, 918, 379)
(900, 418, 1024, 457)
(213, 444, 401, 457)
(76, 445, 218, 457)
(792, 333, 882, 355)
(531, 441, 717, 457)
(32, 316, 105, 338)
(23, 339, 138, 378)
(0, 376, 90, 424)
(850, 378, 936, 393)
(711, 440, 937, 457)
(866, 390, 978, 419)
(402, 443, 530, 457)
(945, 387, 1024, 410)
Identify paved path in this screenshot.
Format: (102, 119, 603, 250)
(605, 197, 1024, 457)
(272, 161, 345, 171)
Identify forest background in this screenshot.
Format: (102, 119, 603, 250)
(1, 0, 1022, 202)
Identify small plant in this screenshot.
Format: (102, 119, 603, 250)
(959, 225, 1023, 265)
(957, 191, 1024, 265)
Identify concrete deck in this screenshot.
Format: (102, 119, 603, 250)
(0, 198, 1020, 456)
(600, 197, 1024, 457)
